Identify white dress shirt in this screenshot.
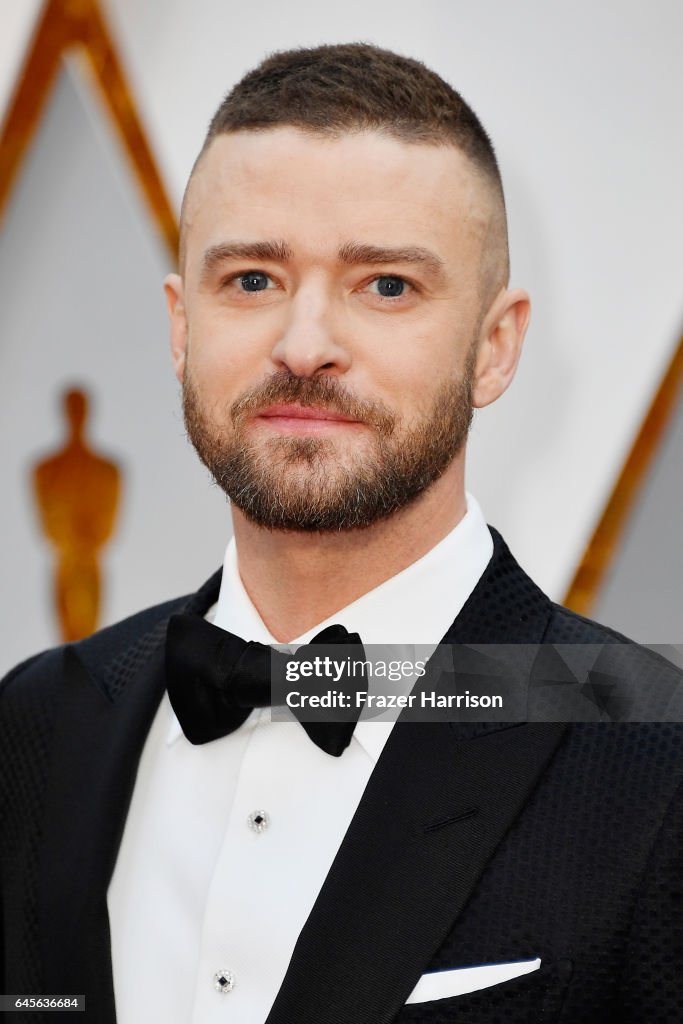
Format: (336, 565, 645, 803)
(107, 494, 493, 1023)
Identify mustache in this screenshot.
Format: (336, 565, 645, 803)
(230, 371, 396, 434)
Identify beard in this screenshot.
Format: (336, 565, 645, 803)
(182, 352, 475, 532)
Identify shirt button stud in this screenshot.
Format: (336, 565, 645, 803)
(214, 969, 235, 993)
(248, 809, 270, 834)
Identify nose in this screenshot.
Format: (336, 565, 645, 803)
(270, 282, 351, 378)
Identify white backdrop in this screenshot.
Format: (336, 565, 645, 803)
(0, 60, 230, 673)
(1, 1, 682, 668)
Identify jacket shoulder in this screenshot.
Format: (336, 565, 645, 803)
(1, 565, 223, 706)
(544, 602, 682, 690)
(544, 602, 632, 644)
(0, 590, 196, 708)
(485, 527, 680, 681)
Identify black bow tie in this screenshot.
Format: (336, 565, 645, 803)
(165, 613, 365, 756)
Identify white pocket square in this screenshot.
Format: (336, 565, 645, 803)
(405, 957, 542, 1003)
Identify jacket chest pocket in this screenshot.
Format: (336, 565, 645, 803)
(395, 958, 572, 1023)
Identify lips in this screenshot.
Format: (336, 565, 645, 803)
(258, 403, 359, 423)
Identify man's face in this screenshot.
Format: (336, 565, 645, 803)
(167, 128, 501, 531)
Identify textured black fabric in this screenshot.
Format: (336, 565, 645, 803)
(1, 528, 681, 1023)
(406, 722, 683, 1022)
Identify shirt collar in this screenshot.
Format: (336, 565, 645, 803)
(167, 492, 493, 758)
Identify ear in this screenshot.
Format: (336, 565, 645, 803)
(472, 288, 531, 409)
(164, 273, 188, 383)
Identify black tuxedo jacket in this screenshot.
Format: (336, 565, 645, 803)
(1, 528, 682, 1022)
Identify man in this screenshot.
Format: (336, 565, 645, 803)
(1, 43, 681, 1023)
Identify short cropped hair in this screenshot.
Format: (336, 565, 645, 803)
(182, 42, 509, 294)
(205, 42, 503, 195)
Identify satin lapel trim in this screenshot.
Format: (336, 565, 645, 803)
(266, 719, 566, 1024)
(39, 641, 167, 1019)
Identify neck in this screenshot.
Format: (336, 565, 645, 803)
(67, 427, 85, 447)
(231, 462, 467, 642)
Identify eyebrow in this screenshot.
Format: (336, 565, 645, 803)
(337, 241, 446, 283)
(200, 240, 294, 283)
(199, 239, 447, 286)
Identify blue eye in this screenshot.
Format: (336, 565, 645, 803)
(239, 271, 270, 292)
(373, 276, 405, 298)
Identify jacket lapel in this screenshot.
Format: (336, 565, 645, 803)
(38, 572, 222, 1020)
(266, 528, 568, 1024)
(266, 719, 565, 1024)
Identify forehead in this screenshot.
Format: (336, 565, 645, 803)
(182, 128, 490, 275)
